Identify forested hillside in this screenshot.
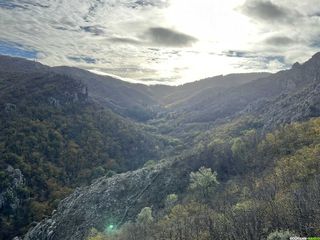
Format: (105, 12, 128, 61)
(1, 53, 320, 240)
(87, 117, 320, 240)
(0, 69, 174, 239)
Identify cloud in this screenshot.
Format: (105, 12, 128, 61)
(80, 26, 105, 36)
(0, 0, 49, 10)
(234, 55, 288, 72)
(236, 0, 320, 71)
(144, 27, 197, 47)
(107, 27, 197, 48)
(36, 52, 47, 59)
(223, 50, 255, 58)
(239, 0, 300, 24)
(130, 0, 170, 8)
(1, 0, 320, 84)
(0, 2, 27, 10)
(0, 0, 176, 81)
(108, 37, 142, 45)
(264, 36, 296, 46)
(68, 56, 97, 64)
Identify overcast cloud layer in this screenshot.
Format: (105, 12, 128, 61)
(1, 0, 320, 84)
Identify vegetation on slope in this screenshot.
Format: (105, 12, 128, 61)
(87, 118, 320, 240)
(2, 54, 320, 240)
(0, 72, 174, 239)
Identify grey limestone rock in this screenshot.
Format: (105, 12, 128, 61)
(24, 160, 191, 240)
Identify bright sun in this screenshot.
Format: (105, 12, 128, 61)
(155, 0, 260, 84)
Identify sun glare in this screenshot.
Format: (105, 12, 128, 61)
(165, 0, 254, 46)
(149, 0, 259, 84)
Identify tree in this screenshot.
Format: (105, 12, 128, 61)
(87, 228, 108, 240)
(189, 167, 219, 203)
(165, 194, 178, 210)
(137, 207, 153, 225)
(134, 207, 154, 240)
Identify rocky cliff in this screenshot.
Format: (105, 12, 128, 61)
(23, 159, 192, 240)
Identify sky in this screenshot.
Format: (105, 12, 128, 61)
(1, 0, 320, 85)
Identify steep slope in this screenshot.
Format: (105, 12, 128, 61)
(0, 56, 272, 124)
(84, 118, 320, 240)
(0, 55, 49, 73)
(244, 56, 320, 130)
(162, 53, 320, 127)
(21, 52, 320, 240)
(0, 56, 160, 122)
(23, 116, 320, 240)
(151, 72, 271, 107)
(50, 70, 270, 121)
(241, 80, 320, 130)
(23, 160, 192, 240)
(0, 68, 172, 239)
(52, 67, 160, 121)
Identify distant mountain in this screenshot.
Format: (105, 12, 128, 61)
(161, 53, 320, 129)
(50, 67, 271, 122)
(150, 72, 271, 107)
(0, 55, 162, 121)
(245, 53, 320, 129)
(0, 55, 272, 124)
(3, 53, 320, 134)
(52, 66, 160, 121)
(0, 55, 48, 73)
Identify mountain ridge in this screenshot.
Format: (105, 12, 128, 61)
(2, 52, 320, 239)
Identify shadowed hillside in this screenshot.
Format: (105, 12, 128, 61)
(0, 62, 174, 240)
(1, 53, 320, 240)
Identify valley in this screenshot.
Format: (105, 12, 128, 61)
(1, 53, 320, 240)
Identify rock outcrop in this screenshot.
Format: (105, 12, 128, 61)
(23, 160, 192, 240)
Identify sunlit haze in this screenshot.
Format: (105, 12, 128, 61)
(1, 0, 320, 84)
